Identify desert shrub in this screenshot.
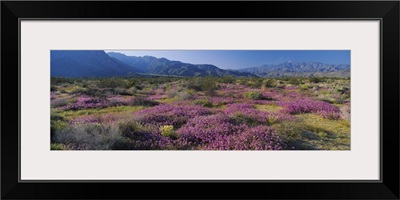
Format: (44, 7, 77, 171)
(243, 90, 264, 100)
(244, 79, 263, 88)
(337, 86, 350, 95)
(342, 93, 350, 99)
(319, 97, 335, 104)
(113, 87, 126, 95)
(107, 96, 131, 106)
(51, 143, 67, 150)
(186, 78, 202, 91)
(165, 85, 173, 91)
(126, 79, 139, 88)
(288, 78, 302, 85)
(51, 110, 64, 120)
(310, 77, 325, 83)
(166, 88, 178, 98)
(51, 98, 69, 108)
(273, 120, 305, 150)
(126, 86, 137, 94)
(230, 113, 261, 126)
(261, 80, 276, 91)
(332, 95, 345, 104)
(119, 121, 151, 139)
(83, 88, 107, 98)
(159, 125, 178, 139)
(217, 76, 236, 84)
(52, 123, 127, 150)
(263, 79, 276, 88)
(160, 125, 174, 137)
(200, 77, 219, 95)
(71, 88, 87, 95)
(276, 85, 286, 89)
(280, 77, 290, 81)
(118, 121, 168, 149)
(193, 99, 213, 108)
(51, 77, 75, 85)
(110, 137, 137, 150)
(135, 85, 144, 90)
(50, 85, 57, 92)
(299, 84, 310, 91)
(79, 81, 90, 88)
(236, 78, 248, 86)
(69, 86, 87, 94)
(50, 119, 68, 142)
(224, 103, 267, 125)
(339, 120, 350, 127)
(223, 103, 294, 126)
(97, 78, 128, 88)
(177, 90, 193, 100)
(112, 87, 136, 96)
(130, 98, 159, 107)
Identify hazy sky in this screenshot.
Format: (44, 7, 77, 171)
(105, 50, 350, 69)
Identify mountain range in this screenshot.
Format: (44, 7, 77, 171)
(107, 52, 255, 77)
(238, 61, 350, 78)
(50, 50, 350, 78)
(51, 50, 139, 77)
(50, 50, 255, 78)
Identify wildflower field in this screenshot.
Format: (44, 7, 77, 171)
(50, 76, 350, 150)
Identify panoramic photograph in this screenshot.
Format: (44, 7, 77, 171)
(50, 50, 350, 150)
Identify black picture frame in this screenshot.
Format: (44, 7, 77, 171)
(1, 1, 399, 199)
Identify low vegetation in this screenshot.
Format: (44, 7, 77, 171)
(50, 76, 350, 150)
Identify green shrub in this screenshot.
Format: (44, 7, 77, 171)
(166, 88, 178, 98)
(187, 79, 202, 91)
(52, 123, 126, 150)
(193, 99, 213, 107)
(118, 121, 159, 143)
(177, 90, 193, 100)
(51, 110, 64, 121)
(51, 98, 69, 108)
(51, 143, 67, 150)
(272, 120, 305, 150)
(300, 84, 311, 91)
(50, 119, 68, 142)
(337, 86, 350, 95)
(113, 87, 136, 96)
(51, 85, 57, 92)
(160, 125, 174, 136)
(200, 77, 219, 95)
(246, 79, 263, 88)
(288, 78, 302, 85)
(217, 76, 235, 84)
(243, 90, 263, 100)
(230, 113, 260, 126)
(130, 98, 159, 107)
(83, 88, 108, 97)
(98, 78, 128, 88)
(126, 87, 137, 94)
(310, 77, 325, 83)
(51, 77, 75, 85)
(165, 85, 173, 91)
(263, 79, 276, 88)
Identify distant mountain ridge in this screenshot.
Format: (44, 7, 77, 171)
(107, 52, 256, 77)
(51, 51, 350, 78)
(51, 50, 139, 77)
(237, 61, 350, 78)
